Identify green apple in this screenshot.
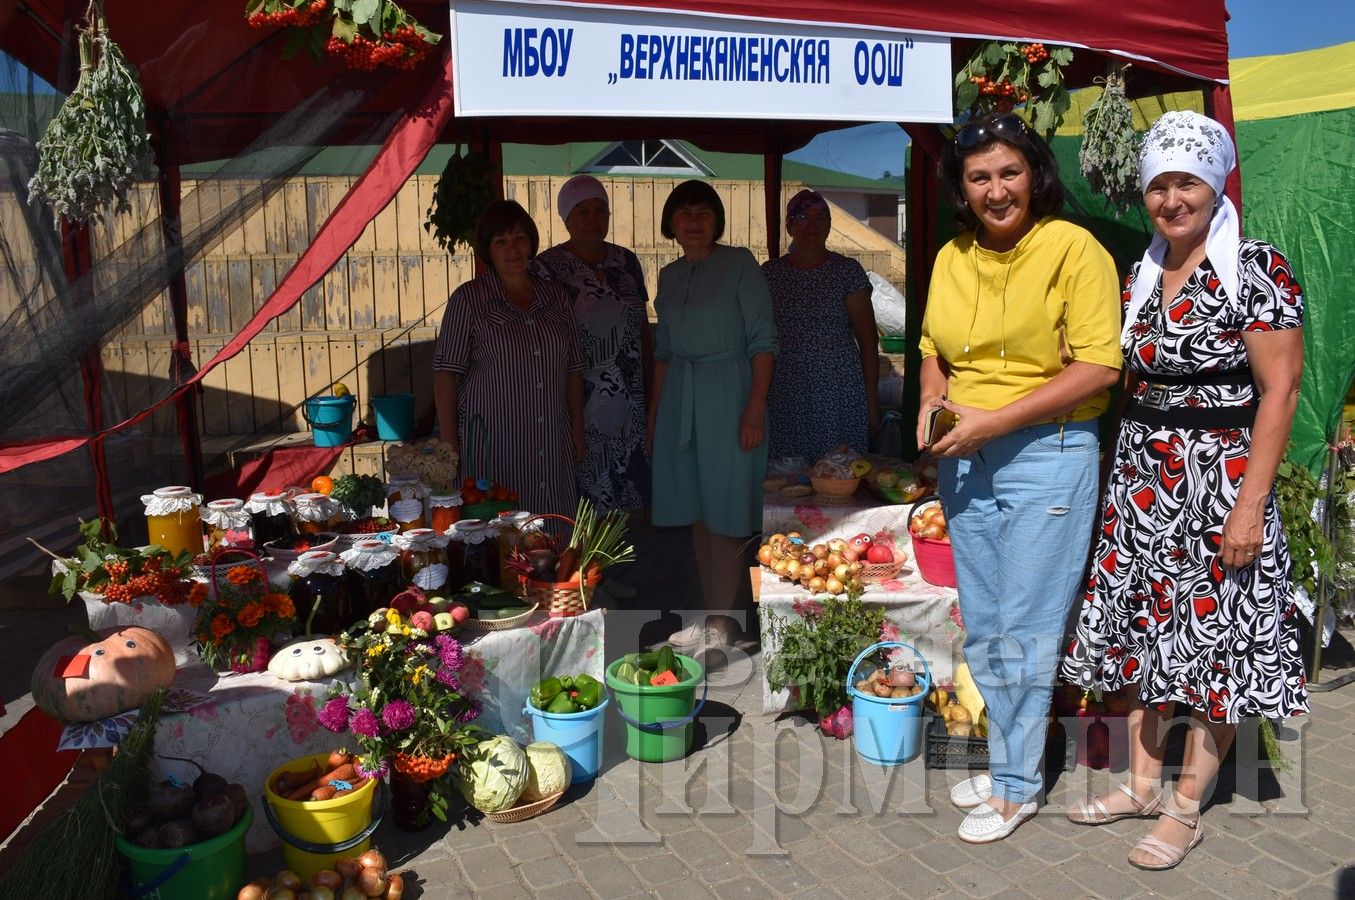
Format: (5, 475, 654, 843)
(433, 612, 456, 632)
(428, 596, 452, 612)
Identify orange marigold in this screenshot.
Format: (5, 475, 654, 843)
(263, 593, 295, 618)
(237, 602, 265, 628)
(226, 565, 260, 586)
(211, 613, 235, 638)
(187, 582, 209, 608)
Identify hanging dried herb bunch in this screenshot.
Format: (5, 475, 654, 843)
(954, 40, 1074, 138)
(425, 147, 497, 252)
(27, 2, 150, 229)
(1079, 62, 1141, 216)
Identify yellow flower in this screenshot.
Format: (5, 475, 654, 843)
(367, 644, 385, 658)
(400, 626, 412, 636)
(385, 608, 403, 627)
(410, 665, 430, 686)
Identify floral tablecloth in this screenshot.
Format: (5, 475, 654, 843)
(762, 488, 921, 543)
(757, 524, 964, 715)
(146, 608, 604, 852)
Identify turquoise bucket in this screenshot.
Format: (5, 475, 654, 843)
(524, 697, 609, 783)
(847, 641, 932, 766)
(371, 393, 415, 441)
(303, 396, 355, 447)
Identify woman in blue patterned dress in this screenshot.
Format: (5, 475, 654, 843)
(763, 190, 878, 461)
(532, 175, 652, 513)
(1060, 112, 1308, 871)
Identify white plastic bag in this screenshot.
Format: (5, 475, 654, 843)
(869, 272, 907, 335)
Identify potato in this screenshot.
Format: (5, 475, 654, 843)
(948, 705, 972, 725)
(929, 687, 950, 710)
(948, 723, 973, 738)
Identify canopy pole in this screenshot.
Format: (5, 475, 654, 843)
(1204, 84, 1243, 225)
(763, 126, 783, 259)
(899, 124, 946, 458)
(153, 121, 206, 490)
(62, 220, 115, 532)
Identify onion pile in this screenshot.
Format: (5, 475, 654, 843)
(909, 504, 950, 542)
(757, 533, 865, 595)
(238, 850, 404, 900)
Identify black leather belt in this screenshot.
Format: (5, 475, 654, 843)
(1125, 366, 1257, 428)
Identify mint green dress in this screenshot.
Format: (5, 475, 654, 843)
(651, 244, 777, 536)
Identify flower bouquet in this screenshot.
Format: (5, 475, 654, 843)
(385, 438, 460, 495)
(192, 555, 297, 673)
(319, 608, 483, 827)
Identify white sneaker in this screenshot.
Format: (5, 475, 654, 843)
(666, 624, 726, 652)
(949, 773, 993, 810)
(957, 800, 1037, 844)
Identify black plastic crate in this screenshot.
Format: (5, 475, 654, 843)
(924, 712, 989, 769)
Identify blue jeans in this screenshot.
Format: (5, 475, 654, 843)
(939, 421, 1099, 804)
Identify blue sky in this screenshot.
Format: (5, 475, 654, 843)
(789, 0, 1355, 178)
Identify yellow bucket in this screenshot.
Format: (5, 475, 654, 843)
(262, 754, 384, 881)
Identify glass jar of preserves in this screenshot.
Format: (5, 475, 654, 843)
(388, 498, 427, 533)
(246, 490, 295, 547)
(287, 550, 351, 636)
(340, 539, 405, 618)
(393, 528, 451, 593)
(447, 519, 498, 589)
(142, 486, 204, 557)
(386, 474, 428, 506)
(429, 493, 463, 533)
(201, 498, 252, 551)
(495, 510, 533, 594)
(293, 492, 342, 534)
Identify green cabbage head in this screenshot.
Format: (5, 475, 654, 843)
(457, 735, 528, 812)
(521, 741, 572, 801)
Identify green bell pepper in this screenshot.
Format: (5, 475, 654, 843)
(559, 674, 575, 690)
(531, 676, 564, 710)
(573, 674, 601, 709)
(546, 691, 579, 714)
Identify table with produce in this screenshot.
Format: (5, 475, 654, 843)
(757, 450, 965, 715)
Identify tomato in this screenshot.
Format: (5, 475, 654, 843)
(462, 476, 477, 492)
(311, 475, 334, 495)
(463, 489, 484, 505)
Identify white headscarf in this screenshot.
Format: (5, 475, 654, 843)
(1122, 110, 1240, 345)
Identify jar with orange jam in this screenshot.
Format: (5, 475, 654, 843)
(429, 493, 462, 533)
(201, 498, 252, 551)
(142, 486, 204, 557)
(292, 492, 341, 534)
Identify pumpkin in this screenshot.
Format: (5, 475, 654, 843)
(31, 626, 176, 722)
(267, 637, 351, 681)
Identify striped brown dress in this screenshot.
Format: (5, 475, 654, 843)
(433, 269, 583, 521)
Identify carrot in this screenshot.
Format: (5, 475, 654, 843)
(309, 785, 338, 802)
(286, 763, 358, 801)
(327, 749, 351, 769)
(273, 760, 321, 796)
(555, 546, 580, 582)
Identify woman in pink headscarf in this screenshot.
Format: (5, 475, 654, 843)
(532, 175, 653, 513)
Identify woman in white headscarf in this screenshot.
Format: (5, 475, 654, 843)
(1060, 111, 1308, 870)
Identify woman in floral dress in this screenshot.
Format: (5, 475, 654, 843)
(532, 175, 652, 513)
(763, 190, 877, 460)
(1060, 112, 1308, 871)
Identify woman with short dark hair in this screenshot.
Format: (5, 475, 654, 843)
(434, 199, 585, 520)
(649, 180, 777, 651)
(918, 112, 1122, 843)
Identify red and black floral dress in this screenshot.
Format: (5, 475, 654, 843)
(1060, 238, 1309, 723)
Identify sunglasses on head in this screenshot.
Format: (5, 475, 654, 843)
(954, 114, 1029, 150)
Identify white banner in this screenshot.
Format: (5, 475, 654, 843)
(449, 0, 953, 122)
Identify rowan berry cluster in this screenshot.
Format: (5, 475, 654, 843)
(1021, 43, 1049, 64)
(92, 553, 195, 606)
(325, 26, 433, 71)
(247, 0, 328, 29)
(968, 76, 1029, 102)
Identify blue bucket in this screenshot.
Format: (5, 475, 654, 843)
(524, 697, 609, 783)
(303, 396, 355, 447)
(847, 641, 932, 766)
(371, 393, 415, 441)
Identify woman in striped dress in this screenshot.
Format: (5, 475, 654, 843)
(433, 200, 585, 521)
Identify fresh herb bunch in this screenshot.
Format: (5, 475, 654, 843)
(425, 147, 498, 252)
(954, 40, 1074, 138)
(330, 473, 387, 518)
(571, 497, 636, 583)
(765, 594, 887, 719)
(27, 10, 150, 228)
(1079, 62, 1141, 216)
(245, 0, 441, 71)
(45, 518, 196, 605)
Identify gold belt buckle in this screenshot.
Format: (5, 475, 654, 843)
(1140, 384, 1170, 410)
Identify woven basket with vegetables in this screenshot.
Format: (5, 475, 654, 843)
(509, 499, 635, 617)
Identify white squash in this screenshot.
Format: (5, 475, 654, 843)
(267, 637, 350, 681)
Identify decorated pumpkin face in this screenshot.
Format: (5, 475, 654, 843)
(31, 626, 176, 723)
(267, 637, 350, 682)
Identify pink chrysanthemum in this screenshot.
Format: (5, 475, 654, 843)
(381, 699, 416, 732)
(435, 666, 460, 689)
(455, 699, 482, 724)
(317, 696, 350, 732)
(436, 633, 463, 670)
(350, 707, 380, 738)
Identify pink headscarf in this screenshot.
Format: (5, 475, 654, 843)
(557, 175, 609, 222)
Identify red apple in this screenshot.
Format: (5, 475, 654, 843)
(866, 543, 894, 564)
(450, 604, 470, 624)
(410, 611, 435, 631)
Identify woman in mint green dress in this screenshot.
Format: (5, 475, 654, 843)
(648, 180, 777, 650)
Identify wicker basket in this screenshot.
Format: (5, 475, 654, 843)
(526, 570, 601, 617)
(484, 790, 564, 823)
(858, 560, 907, 583)
(460, 604, 539, 633)
(810, 474, 861, 502)
(260, 532, 338, 564)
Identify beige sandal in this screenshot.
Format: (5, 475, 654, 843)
(1128, 796, 1204, 871)
(1066, 782, 1162, 825)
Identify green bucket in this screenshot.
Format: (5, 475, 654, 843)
(116, 805, 251, 900)
(604, 653, 706, 762)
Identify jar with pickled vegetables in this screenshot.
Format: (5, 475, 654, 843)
(393, 528, 451, 593)
(340, 539, 405, 616)
(447, 519, 498, 588)
(287, 550, 351, 635)
(202, 498, 252, 551)
(292, 492, 342, 534)
(494, 510, 534, 594)
(246, 490, 295, 546)
(142, 486, 204, 557)
(429, 493, 462, 533)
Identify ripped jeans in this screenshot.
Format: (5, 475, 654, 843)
(939, 420, 1099, 804)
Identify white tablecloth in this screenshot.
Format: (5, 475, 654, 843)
(149, 608, 605, 852)
(757, 492, 963, 714)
